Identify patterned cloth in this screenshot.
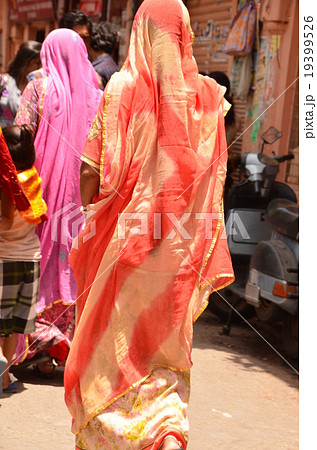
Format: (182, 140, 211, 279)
(0, 261, 40, 336)
(76, 367, 189, 450)
(14, 301, 75, 365)
(26, 68, 45, 82)
(14, 77, 43, 137)
(65, 0, 234, 440)
(24, 302, 75, 363)
(92, 53, 119, 89)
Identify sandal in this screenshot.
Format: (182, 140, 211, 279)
(3, 381, 18, 394)
(0, 356, 7, 397)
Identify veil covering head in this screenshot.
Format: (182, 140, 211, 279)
(32, 28, 102, 312)
(65, 0, 234, 434)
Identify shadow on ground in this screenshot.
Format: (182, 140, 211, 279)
(193, 306, 299, 389)
(11, 365, 65, 387)
(10, 307, 298, 391)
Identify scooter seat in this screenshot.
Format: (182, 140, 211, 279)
(265, 198, 298, 240)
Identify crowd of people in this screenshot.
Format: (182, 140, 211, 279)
(1, 9, 117, 380)
(0, 1, 234, 448)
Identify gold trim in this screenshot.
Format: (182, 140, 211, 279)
(194, 276, 235, 323)
(37, 298, 75, 315)
(38, 76, 47, 123)
(100, 77, 114, 184)
(200, 206, 223, 277)
(223, 98, 231, 117)
(199, 273, 235, 293)
(81, 154, 100, 170)
(193, 300, 209, 324)
(191, 29, 195, 45)
(87, 115, 101, 142)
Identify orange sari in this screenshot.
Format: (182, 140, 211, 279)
(65, 0, 234, 446)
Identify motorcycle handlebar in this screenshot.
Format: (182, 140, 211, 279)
(274, 154, 294, 163)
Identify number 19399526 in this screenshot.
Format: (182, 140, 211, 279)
(304, 16, 314, 78)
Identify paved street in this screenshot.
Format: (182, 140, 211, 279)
(0, 308, 299, 449)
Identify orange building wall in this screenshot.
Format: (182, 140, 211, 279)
(241, 0, 299, 184)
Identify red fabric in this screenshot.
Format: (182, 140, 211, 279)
(0, 127, 30, 211)
(148, 429, 187, 449)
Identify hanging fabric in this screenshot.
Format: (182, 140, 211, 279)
(222, 0, 257, 56)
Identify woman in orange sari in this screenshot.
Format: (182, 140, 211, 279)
(64, 0, 234, 449)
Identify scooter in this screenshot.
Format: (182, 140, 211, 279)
(245, 197, 299, 358)
(209, 127, 297, 337)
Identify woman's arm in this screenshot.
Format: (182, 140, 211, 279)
(14, 78, 42, 135)
(0, 190, 14, 230)
(80, 162, 100, 207)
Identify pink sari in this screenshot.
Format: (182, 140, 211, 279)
(65, 0, 234, 446)
(33, 29, 102, 312)
(14, 29, 102, 364)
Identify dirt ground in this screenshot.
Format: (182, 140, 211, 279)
(0, 307, 299, 449)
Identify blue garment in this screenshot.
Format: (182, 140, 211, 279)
(92, 53, 119, 90)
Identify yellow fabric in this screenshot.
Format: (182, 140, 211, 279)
(17, 166, 47, 224)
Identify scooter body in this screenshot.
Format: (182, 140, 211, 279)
(224, 173, 296, 309)
(245, 198, 299, 357)
(209, 152, 296, 319)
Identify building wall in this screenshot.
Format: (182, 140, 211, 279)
(0, 0, 58, 70)
(187, 0, 299, 189)
(0, 0, 134, 70)
(241, 0, 299, 186)
(187, 0, 246, 165)
(0, 0, 8, 72)
(187, 0, 233, 74)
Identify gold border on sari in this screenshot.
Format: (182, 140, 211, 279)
(75, 361, 193, 434)
(81, 154, 100, 170)
(38, 76, 48, 123)
(100, 76, 114, 184)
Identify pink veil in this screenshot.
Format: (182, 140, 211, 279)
(34, 29, 102, 311)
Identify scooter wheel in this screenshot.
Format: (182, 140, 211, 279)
(283, 314, 299, 359)
(255, 298, 285, 323)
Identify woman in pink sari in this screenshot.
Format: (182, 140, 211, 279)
(65, 0, 234, 448)
(14, 29, 102, 374)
